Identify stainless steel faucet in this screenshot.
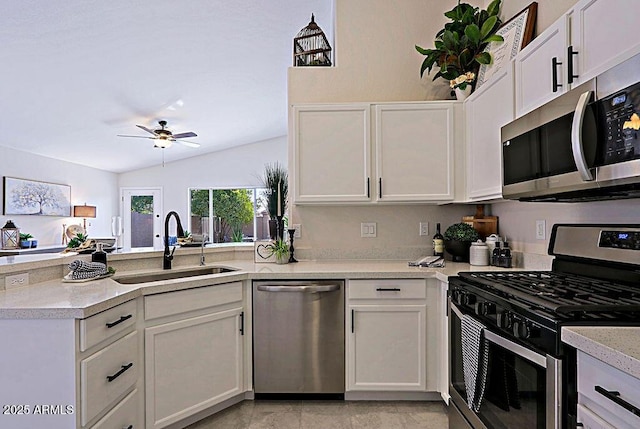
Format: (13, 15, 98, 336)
(163, 211, 185, 270)
(200, 234, 208, 266)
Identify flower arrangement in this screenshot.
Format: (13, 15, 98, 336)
(450, 71, 475, 90)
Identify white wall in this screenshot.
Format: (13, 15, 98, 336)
(489, 0, 578, 34)
(118, 136, 287, 222)
(0, 146, 118, 246)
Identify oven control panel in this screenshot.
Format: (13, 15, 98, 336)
(599, 230, 640, 250)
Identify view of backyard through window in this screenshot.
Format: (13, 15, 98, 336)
(130, 195, 154, 248)
(189, 188, 270, 243)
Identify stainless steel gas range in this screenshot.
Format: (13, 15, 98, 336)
(448, 224, 640, 429)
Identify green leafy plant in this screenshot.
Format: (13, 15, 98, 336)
(67, 232, 88, 249)
(415, 0, 503, 88)
(19, 233, 33, 241)
(265, 238, 289, 262)
(444, 222, 479, 242)
(261, 162, 288, 219)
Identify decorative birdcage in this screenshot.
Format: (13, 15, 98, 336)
(293, 14, 332, 67)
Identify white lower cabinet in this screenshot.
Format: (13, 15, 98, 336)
(577, 351, 640, 429)
(0, 299, 142, 429)
(144, 282, 244, 429)
(346, 279, 441, 393)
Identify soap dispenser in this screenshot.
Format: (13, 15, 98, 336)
(92, 242, 107, 265)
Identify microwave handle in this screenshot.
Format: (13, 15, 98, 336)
(571, 90, 595, 181)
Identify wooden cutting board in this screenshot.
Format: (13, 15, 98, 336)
(463, 205, 498, 240)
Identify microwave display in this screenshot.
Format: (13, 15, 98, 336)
(598, 82, 640, 165)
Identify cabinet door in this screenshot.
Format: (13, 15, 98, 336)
(465, 64, 514, 201)
(375, 103, 455, 202)
(515, 16, 568, 117)
(571, 0, 640, 86)
(293, 104, 371, 203)
(145, 307, 243, 429)
(347, 305, 426, 391)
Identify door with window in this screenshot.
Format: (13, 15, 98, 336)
(121, 188, 162, 251)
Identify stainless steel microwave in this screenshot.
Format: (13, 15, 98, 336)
(501, 54, 640, 202)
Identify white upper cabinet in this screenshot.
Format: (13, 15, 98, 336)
(570, 0, 640, 86)
(375, 103, 455, 202)
(292, 104, 371, 203)
(515, 16, 569, 117)
(292, 102, 460, 204)
(515, 0, 640, 118)
(465, 63, 515, 201)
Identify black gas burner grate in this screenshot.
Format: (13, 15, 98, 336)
(459, 271, 640, 314)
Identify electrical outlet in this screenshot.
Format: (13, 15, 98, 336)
(419, 222, 429, 236)
(5, 273, 29, 290)
(361, 222, 377, 238)
(292, 224, 301, 238)
(536, 220, 546, 240)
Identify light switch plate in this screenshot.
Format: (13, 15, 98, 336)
(536, 220, 546, 240)
(361, 222, 377, 238)
(419, 222, 429, 236)
(292, 224, 301, 238)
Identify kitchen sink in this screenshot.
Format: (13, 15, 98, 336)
(114, 266, 237, 284)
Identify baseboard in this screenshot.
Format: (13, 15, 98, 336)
(344, 391, 442, 401)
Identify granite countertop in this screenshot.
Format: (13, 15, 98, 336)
(562, 326, 640, 380)
(0, 258, 524, 319)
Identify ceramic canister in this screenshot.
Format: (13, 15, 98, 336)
(469, 240, 490, 266)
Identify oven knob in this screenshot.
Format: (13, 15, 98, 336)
(474, 301, 496, 316)
(463, 294, 477, 306)
(513, 320, 531, 339)
(497, 311, 512, 329)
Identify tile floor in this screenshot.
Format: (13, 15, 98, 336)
(186, 400, 449, 429)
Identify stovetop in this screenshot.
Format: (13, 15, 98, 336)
(458, 271, 640, 315)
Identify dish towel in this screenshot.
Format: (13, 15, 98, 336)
(68, 260, 107, 280)
(461, 314, 490, 412)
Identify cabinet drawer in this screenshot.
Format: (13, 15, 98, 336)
(348, 280, 426, 300)
(145, 281, 242, 321)
(578, 352, 640, 429)
(81, 331, 138, 426)
(80, 299, 137, 352)
(90, 388, 140, 429)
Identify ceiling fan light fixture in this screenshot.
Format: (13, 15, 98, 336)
(154, 140, 172, 149)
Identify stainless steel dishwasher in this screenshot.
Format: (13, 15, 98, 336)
(253, 280, 344, 398)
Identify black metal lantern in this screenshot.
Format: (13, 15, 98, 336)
(1, 220, 20, 250)
(293, 14, 332, 67)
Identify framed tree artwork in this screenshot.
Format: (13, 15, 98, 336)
(3, 177, 72, 216)
(476, 2, 538, 89)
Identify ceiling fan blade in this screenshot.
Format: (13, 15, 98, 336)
(176, 140, 200, 148)
(171, 132, 197, 139)
(117, 134, 155, 139)
(136, 125, 158, 135)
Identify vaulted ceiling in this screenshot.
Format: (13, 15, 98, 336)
(1, 0, 333, 173)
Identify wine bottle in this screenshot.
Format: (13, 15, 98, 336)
(433, 223, 444, 257)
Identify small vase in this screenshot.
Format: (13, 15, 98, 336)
(276, 253, 289, 264)
(454, 86, 472, 101)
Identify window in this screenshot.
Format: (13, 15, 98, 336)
(189, 188, 270, 243)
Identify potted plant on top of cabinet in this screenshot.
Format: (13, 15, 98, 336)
(415, 0, 503, 100)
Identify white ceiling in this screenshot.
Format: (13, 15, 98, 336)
(1, 0, 333, 173)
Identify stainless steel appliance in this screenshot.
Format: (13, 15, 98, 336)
(502, 54, 640, 202)
(448, 224, 640, 429)
(253, 280, 345, 397)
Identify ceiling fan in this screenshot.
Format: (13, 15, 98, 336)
(117, 120, 200, 148)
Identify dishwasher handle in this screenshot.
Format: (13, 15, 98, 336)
(257, 283, 340, 293)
